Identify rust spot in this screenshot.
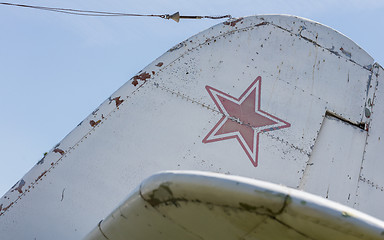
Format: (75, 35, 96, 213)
(11, 179, 25, 194)
(152, 71, 155, 75)
(156, 62, 163, 67)
(35, 171, 47, 182)
(90, 120, 101, 127)
(224, 17, 243, 27)
(256, 22, 268, 27)
(53, 148, 65, 155)
(133, 72, 151, 82)
(111, 96, 124, 107)
(132, 79, 138, 86)
(2, 202, 13, 212)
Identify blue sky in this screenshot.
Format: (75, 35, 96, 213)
(0, 0, 383, 196)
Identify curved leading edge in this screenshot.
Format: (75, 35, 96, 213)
(85, 171, 384, 240)
(0, 15, 382, 239)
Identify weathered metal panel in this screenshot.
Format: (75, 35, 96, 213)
(299, 115, 367, 207)
(85, 171, 384, 240)
(355, 64, 384, 218)
(0, 15, 378, 239)
(263, 15, 374, 68)
(99, 194, 202, 240)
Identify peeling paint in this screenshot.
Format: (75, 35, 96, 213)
(132, 72, 151, 86)
(53, 148, 65, 155)
(92, 108, 99, 116)
(35, 171, 47, 182)
(223, 17, 244, 27)
(110, 96, 124, 107)
(11, 180, 25, 194)
(2, 202, 13, 212)
(255, 22, 268, 27)
(169, 42, 185, 52)
(327, 46, 340, 56)
(90, 120, 101, 127)
(132, 79, 138, 86)
(36, 152, 48, 165)
(340, 47, 352, 58)
(1, 15, 381, 236)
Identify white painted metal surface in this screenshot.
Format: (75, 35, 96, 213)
(355, 64, 384, 213)
(85, 171, 384, 240)
(0, 15, 383, 239)
(299, 115, 367, 207)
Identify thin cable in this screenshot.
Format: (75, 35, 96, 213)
(0, 2, 167, 17)
(0, 2, 231, 20)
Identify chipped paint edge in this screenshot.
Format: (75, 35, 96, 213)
(0, 14, 376, 217)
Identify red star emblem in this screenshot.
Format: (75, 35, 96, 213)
(202, 76, 291, 167)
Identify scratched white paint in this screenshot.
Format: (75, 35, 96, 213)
(299, 115, 367, 207)
(0, 15, 382, 239)
(354, 64, 384, 216)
